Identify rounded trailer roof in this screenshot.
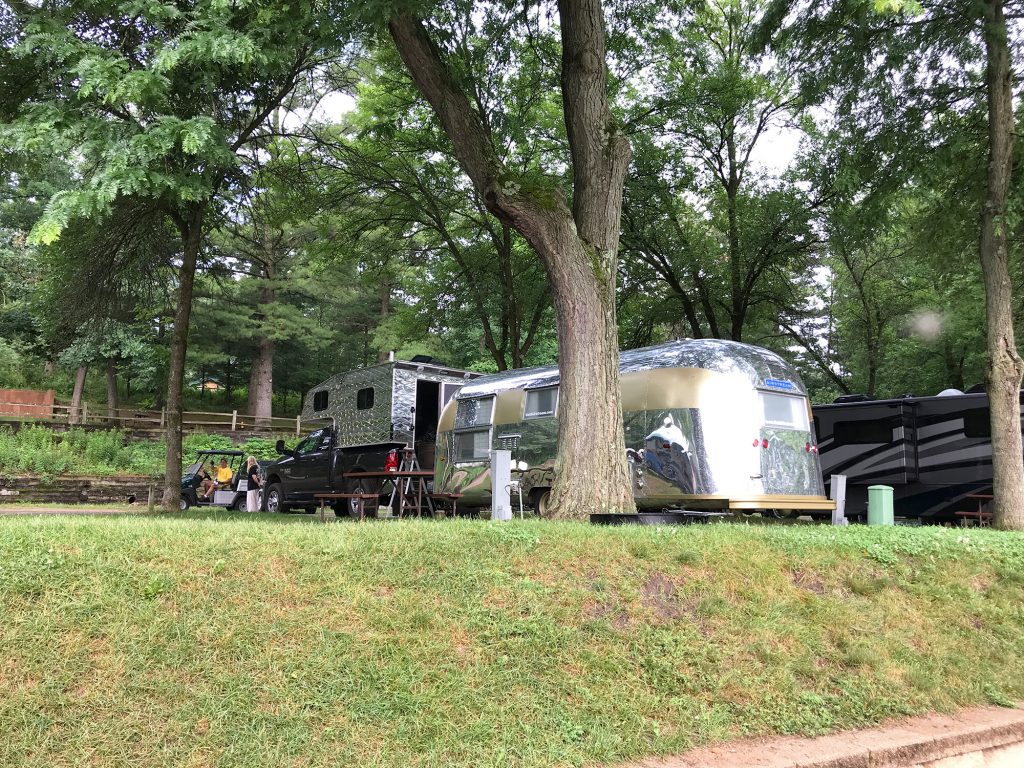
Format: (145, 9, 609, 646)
(456, 339, 807, 399)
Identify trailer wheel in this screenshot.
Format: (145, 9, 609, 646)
(179, 495, 191, 511)
(232, 495, 248, 512)
(533, 489, 552, 517)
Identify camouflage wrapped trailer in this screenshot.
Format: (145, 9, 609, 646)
(433, 339, 835, 516)
(302, 359, 479, 467)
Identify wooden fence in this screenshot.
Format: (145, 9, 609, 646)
(0, 399, 326, 437)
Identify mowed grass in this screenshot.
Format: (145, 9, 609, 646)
(1, 517, 1023, 768)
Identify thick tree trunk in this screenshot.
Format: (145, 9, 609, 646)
(248, 338, 274, 423)
(389, 0, 635, 517)
(105, 359, 118, 421)
(162, 208, 204, 509)
(248, 266, 275, 424)
(70, 365, 87, 424)
(981, 0, 1024, 530)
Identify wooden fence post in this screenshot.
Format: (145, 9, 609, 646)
(231, 410, 238, 431)
(82, 401, 88, 424)
(160, 408, 165, 428)
(295, 415, 301, 436)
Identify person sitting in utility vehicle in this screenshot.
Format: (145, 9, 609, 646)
(199, 464, 215, 499)
(215, 459, 233, 489)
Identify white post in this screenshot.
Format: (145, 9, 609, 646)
(231, 410, 237, 431)
(831, 474, 848, 526)
(295, 415, 301, 436)
(490, 449, 513, 521)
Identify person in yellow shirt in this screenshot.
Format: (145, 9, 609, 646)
(215, 458, 234, 489)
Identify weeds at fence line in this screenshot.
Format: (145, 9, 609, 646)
(0, 427, 298, 477)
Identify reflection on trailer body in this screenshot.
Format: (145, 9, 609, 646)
(434, 339, 834, 515)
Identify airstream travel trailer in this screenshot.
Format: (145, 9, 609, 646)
(433, 339, 834, 516)
(814, 388, 1021, 522)
(300, 359, 480, 469)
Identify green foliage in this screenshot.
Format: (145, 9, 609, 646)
(0, 338, 25, 388)
(0, 427, 294, 477)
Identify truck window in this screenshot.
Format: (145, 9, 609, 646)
(357, 387, 374, 410)
(313, 390, 328, 411)
(833, 419, 895, 445)
(760, 391, 810, 431)
(295, 431, 324, 455)
(525, 387, 558, 419)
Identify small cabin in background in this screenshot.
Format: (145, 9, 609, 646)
(301, 357, 481, 468)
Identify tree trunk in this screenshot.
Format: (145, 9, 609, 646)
(726, 134, 744, 341)
(105, 359, 118, 422)
(389, 0, 635, 517)
(981, 0, 1024, 530)
(377, 278, 391, 364)
(162, 207, 204, 509)
(247, 265, 275, 424)
(70, 365, 87, 424)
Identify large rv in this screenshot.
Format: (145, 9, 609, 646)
(814, 389, 1019, 522)
(433, 339, 834, 515)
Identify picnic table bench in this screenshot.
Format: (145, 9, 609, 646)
(955, 493, 994, 528)
(313, 492, 378, 522)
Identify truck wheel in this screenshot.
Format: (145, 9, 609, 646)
(265, 484, 284, 514)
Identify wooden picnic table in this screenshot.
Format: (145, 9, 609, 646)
(956, 493, 994, 527)
(343, 470, 437, 518)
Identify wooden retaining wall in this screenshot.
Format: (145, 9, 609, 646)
(0, 474, 160, 505)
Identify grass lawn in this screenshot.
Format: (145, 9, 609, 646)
(0, 516, 1022, 768)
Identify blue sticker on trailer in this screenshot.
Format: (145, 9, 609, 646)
(764, 379, 795, 391)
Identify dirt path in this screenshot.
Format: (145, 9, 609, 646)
(615, 703, 1024, 767)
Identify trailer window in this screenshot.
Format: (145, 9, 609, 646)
(313, 390, 328, 412)
(760, 392, 810, 430)
(455, 396, 494, 428)
(963, 409, 991, 438)
(357, 387, 374, 410)
(525, 387, 558, 419)
(454, 429, 491, 461)
(834, 419, 895, 445)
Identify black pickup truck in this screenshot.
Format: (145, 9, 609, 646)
(263, 427, 406, 514)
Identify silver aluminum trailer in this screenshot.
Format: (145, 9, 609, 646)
(433, 339, 834, 515)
